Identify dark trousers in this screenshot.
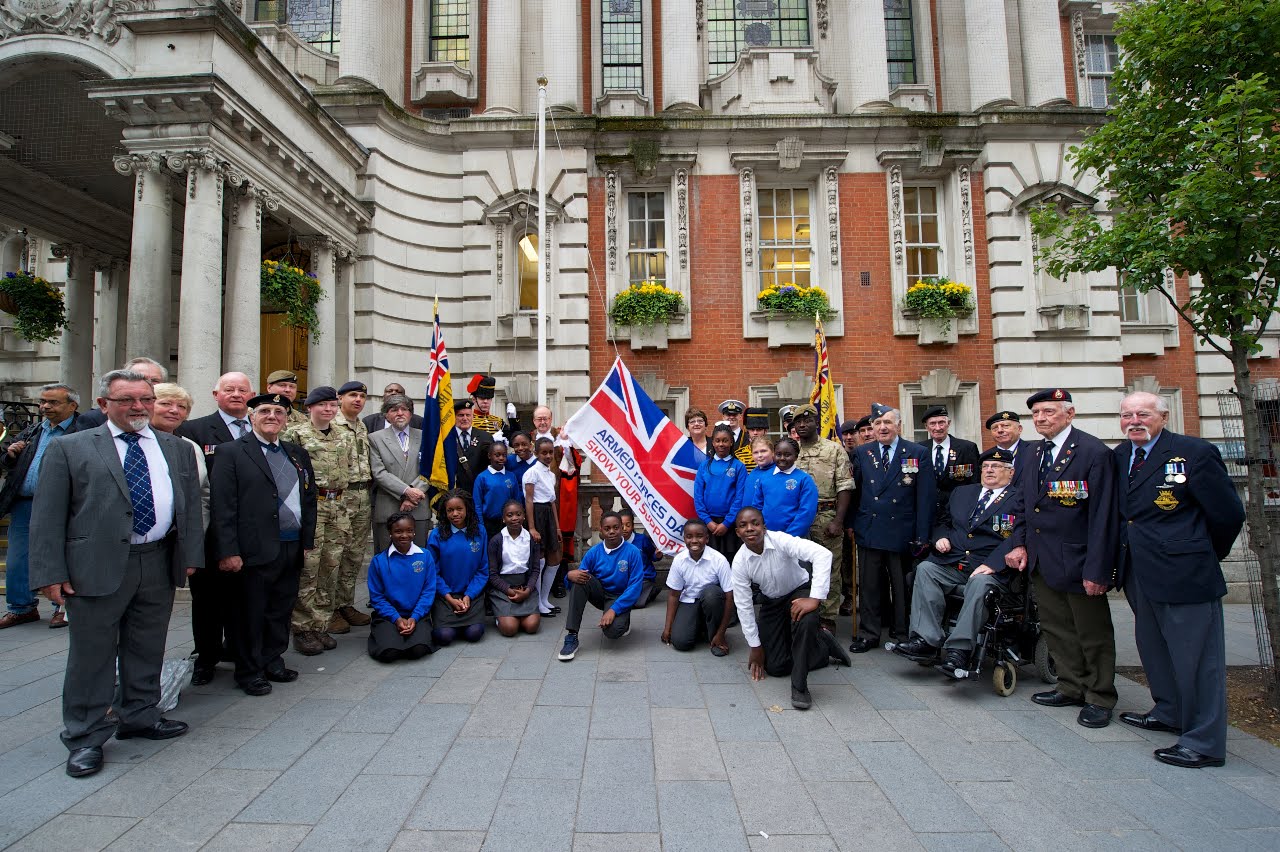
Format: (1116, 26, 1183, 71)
(857, 546, 909, 643)
(708, 518, 742, 562)
(190, 549, 235, 669)
(1125, 570, 1226, 758)
(231, 541, 303, 686)
(670, 586, 727, 651)
(62, 541, 175, 750)
(1033, 573, 1117, 708)
(565, 575, 630, 639)
(758, 581, 827, 692)
(840, 534, 854, 602)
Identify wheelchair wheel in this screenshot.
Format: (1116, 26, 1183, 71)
(992, 661, 1017, 696)
(1034, 635, 1057, 684)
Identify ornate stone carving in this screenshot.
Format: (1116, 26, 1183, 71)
(958, 165, 974, 268)
(695, 0, 703, 40)
(0, 0, 153, 45)
(889, 166, 904, 269)
(494, 224, 504, 293)
(740, 167, 754, 269)
(824, 166, 839, 267)
(1071, 12, 1087, 91)
(778, 136, 804, 171)
(675, 168, 689, 271)
(113, 152, 166, 203)
(605, 170, 618, 273)
(543, 221, 554, 302)
(815, 0, 828, 38)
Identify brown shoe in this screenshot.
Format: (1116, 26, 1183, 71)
(0, 610, 39, 629)
(339, 605, 371, 627)
(293, 630, 323, 656)
(327, 612, 351, 634)
(317, 631, 337, 650)
(48, 610, 67, 629)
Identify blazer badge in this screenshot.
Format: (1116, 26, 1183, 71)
(1154, 488, 1179, 511)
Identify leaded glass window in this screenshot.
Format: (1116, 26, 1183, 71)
(285, 0, 341, 54)
(627, 191, 666, 284)
(1085, 34, 1119, 108)
(431, 0, 470, 66)
(706, 0, 810, 77)
(603, 0, 643, 91)
(884, 0, 916, 87)
(758, 188, 812, 291)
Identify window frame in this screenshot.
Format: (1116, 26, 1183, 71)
(281, 0, 341, 54)
(429, 0, 471, 67)
(755, 185, 815, 293)
(624, 189, 670, 287)
(884, 0, 917, 89)
(902, 183, 944, 289)
(602, 0, 645, 93)
(1084, 33, 1119, 109)
(704, 0, 812, 78)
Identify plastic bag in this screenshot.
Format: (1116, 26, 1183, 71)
(157, 654, 195, 713)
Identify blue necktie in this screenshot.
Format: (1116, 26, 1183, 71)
(968, 489, 993, 526)
(118, 432, 156, 537)
(1130, 446, 1146, 480)
(881, 443, 890, 469)
(934, 444, 945, 476)
(1038, 440, 1055, 486)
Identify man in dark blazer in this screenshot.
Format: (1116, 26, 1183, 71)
(175, 371, 254, 685)
(849, 403, 936, 653)
(894, 446, 1020, 673)
(451, 398, 491, 494)
(922, 405, 979, 516)
(210, 393, 318, 696)
(31, 369, 203, 777)
(986, 410, 1036, 477)
(369, 394, 431, 550)
(1006, 388, 1119, 729)
(363, 382, 425, 432)
(1113, 391, 1244, 767)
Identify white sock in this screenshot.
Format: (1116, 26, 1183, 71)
(539, 561, 559, 612)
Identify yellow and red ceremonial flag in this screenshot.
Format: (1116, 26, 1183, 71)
(810, 313, 839, 440)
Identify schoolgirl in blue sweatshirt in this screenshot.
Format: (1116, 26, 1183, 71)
(366, 512, 437, 662)
(474, 441, 518, 540)
(426, 490, 489, 646)
(505, 432, 539, 490)
(752, 436, 818, 537)
(744, 437, 776, 504)
(693, 424, 747, 560)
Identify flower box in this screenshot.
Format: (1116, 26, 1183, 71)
(917, 316, 958, 346)
(628, 322, 669, 350)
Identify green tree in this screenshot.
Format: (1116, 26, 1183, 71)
(1031, 0, 1280, 696)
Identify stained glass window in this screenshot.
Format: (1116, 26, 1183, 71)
(284, 0, 341, 55)
(705, 0, 810, 77)
(884, 0, 916, 87)
(603, 0, 643, 91)
(431, 0, 470, 66)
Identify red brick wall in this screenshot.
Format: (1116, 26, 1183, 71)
(929, 0, 944, 111)
(1060, 14, 1077, 105)
(581, 0, 593, 114)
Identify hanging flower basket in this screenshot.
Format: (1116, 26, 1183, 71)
(609, 279, 684, 327)
(901, 276, 974, 334)
(756, 283, 836, 320)
(0, 271, 68, 343)
(260, 259, 323, 336)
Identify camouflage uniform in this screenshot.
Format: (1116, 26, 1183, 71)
(335, 414, 372, 611)
(284, 418, 354, 633)
(286, 407, 306, 427)
(797, 437, 855, 623)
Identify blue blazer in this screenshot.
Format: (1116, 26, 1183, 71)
(851, 439, 936, 551)
(1113, 430, 1243, 603)
(928, 483, 1018, 578)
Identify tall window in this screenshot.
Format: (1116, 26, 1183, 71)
(758, 188, 811, 291)
(603, 0, 644, 91)
(430, 0, 470, 66)
(518, 232, 539, 311)
(706, 0, 810, 76)
(283, 0, 341, 54)
(627, 191, 667, 284)
(884, 0, 916, 87)
(903, 186, 941, 285)
(1085, 34, 1118, 108)
(1118, 282, 1143, 323)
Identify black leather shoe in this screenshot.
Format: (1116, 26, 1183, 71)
(848, 637, 878, 654)
(1032, 690, 1085, 708)
(1154, 744, 1225, 768)
(241, 678, 272, 696)
(892, 636, 938, 662)
(540, 609, 558, 618)
(791, 687, 813, 710)
(190, 666, 216, 686)
(819, 627, 852, 667)
(1078, 704, 1112, 728)
(940, 649, 969, 671)
(265, 667, 299, 683)
(551, 586, 567, 599)
(548, 606, 562, 615)
(116, 718, 189, 740)
(1119, 711, 1181, 734)
(66, 746, 103, 778)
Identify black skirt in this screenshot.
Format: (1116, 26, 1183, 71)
(532, 502, 559, 553)
(432, 595, 486, 628)
(489, 570, 539, 617)
(368, 611, 433, 657)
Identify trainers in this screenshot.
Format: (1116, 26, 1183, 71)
(338, 606, 371, 627)
(557, 632, 580, 661)
(293, 631, 323, 656)
(317, 631, 337, 650)
(327, 612, 351, 634)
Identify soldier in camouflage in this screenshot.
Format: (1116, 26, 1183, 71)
(266, 369, 306, 426)
(284, 385, 355, 655)
(792, 404, 854, 630)
(332, 381, 374, 634)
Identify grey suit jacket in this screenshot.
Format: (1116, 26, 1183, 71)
(29, 425, 205, 595)
(369, 426, 430, 525)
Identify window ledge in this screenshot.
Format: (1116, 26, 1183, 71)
(616, 311, 689, 350)
(595, 91, 651, 117)
(412, 61, 477, 104)
(497, 311, 551, 343)
(1036, 304, 1091, 333)
(749, 311, 822, 348)
(889, 83, 933, 112)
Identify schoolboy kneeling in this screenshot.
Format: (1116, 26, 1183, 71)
(366, 513, 437, 662)
(661, 519, 733, 656)
(557, 511, 643, 661)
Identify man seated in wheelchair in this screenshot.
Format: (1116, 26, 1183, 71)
(892, 447, 1018, 673)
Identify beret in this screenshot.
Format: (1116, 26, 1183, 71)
(920, 405, 949, 423)
(792, 403, 819, 419)
(338, 381, 367, 396)
(265, 369, 297, 385)
(985, 410, 1021, 429)
(453, 399, 475, 412)
(467, 374, 497, 398)
(839, 420, 859, 435)
(979, 446, 1015, 465)
(304, 385, 338, 407)
(1026, 388, 1072, 408)
(718, 399, 746, 415)
(854, 415, 872, 430)
(248, 393, 290, 410)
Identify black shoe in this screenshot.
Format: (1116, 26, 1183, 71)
(241, 678, 272, 696)
(939, 649, 968, 672)
(791, 687, 813, 710)
(1031, 689, 1085, 708)
(892, 636, 938, 662)
(848, 637, 878, 654)
(539, 608, 558, 618)
(548, 606, 562, 615)
(551, 586, 567, 599)
(838, 600, 853, 617)
(66, 746, 103, 778)
(819, 627, 852, 667)
(190, 666, 216, 686)
(1119, 711, 1181, 734)
(116, 718, 189, 740)
(1154, 744, 1225, 769)
(265, 667, 299, 683)
(1078, 704, 1112, 729)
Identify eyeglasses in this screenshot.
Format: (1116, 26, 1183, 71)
(105, 396, 156, 406)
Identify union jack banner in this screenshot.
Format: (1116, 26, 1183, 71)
(562, 357, 700, 555)
(810, 313, 840, 440)
(420, 297, 457, 494)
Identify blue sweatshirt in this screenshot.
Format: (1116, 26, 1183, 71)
(474, 466, 518, 524)
(427, 526, 490, 600)
(578, 540, 645, 614)
(506, 453, 538, 492)
(751, 465, 819, 537)
(694, 454, 748, 524)
(744, 462, 774, 509)
(367, 545, 437, 621)
(627, 531, 659, 580)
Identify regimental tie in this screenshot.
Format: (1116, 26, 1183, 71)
(1130, 446, 1146, 480)
(118, 432, 156, 537)
(881, 443, 890, 469)
(1038, 440, 1055, 486)
(934, 444, 945, 476)
(232, 418, 249, 437)
(969, 488, 993, 526)
(460, 430, 470, 449)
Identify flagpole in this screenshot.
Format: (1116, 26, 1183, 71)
(536, 76, 548, 407)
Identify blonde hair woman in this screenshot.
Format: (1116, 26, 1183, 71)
(151, 382, 210, 530)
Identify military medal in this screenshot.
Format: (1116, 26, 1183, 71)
(1164, 460, 1187, 484)
(901, 457, 917, 485)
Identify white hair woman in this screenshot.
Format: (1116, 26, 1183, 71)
(151, 382, 210, 530)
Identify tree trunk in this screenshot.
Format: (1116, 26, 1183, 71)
(1232, 344, 1280, 706)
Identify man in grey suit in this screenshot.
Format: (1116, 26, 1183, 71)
(369, 394, 430, 551)
(31, 369, 204, 778)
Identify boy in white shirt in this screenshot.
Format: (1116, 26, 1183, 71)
(661, 520, 734, 655)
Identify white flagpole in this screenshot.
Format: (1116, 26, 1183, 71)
(536, 76, 548, 407)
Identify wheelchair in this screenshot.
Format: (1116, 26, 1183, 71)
(887, 570, 1056, 696)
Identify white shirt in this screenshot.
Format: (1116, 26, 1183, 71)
(525, 462, 557, 502)
(1042, 425, 1073, 465)
(731, 530, 832, 647)
(218, 408, 252, 438)
(931, 436, 951, 464)
(385, 542, 425, 558)
(500, 527, 532, 575)
(108, 423, 176, 544)
(666, 547, 733, 604)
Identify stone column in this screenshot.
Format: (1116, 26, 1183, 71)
(54, 244, 94, 398)
(114, 153, 173, 364)
(844, 0, 892, 111)
(542, 0, 581, 111)
(306, 238, 337, 388)
(94, 259, 124, 388)
(964, 0, 1015, 110)
(171, 152, 225, 416)
(224, 187, 274, 383)
(1019, 0, 1069, 106)
(661, 0, 701, 110)
(485, 0, 522, 113)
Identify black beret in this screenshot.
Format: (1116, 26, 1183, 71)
(920, 405, 949, 423)
(1026, 388, 1072, 408)
(839, 420, 859, 435)
(979, 446, 1015, 465)
(248, 393, 290, 410)
(453, 399, 475, 412)
(855, 415, 872, 430)
(985, 410, 1021, 429)
(338, 381, 367, 396)
(304, 385, 338, 407)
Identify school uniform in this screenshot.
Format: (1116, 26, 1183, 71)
(694, 453, 748, 561)
(487, 527, 543, 618)
(426, 527, 489, 628)
(666, 547, 733, 652)
(474, 465, 519, 541)
(524, 461, 559, 552)
(627, 530, 661, 608)
(751, 464, 819, 537)
(566, 539, 645, 639)
(366, 544, 436, 660)
(506, 453, 538, 491)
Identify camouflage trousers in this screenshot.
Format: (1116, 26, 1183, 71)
(809, 509, 844, 623)
(335, 488, 372, 610)
(292, 495, 351, 633)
